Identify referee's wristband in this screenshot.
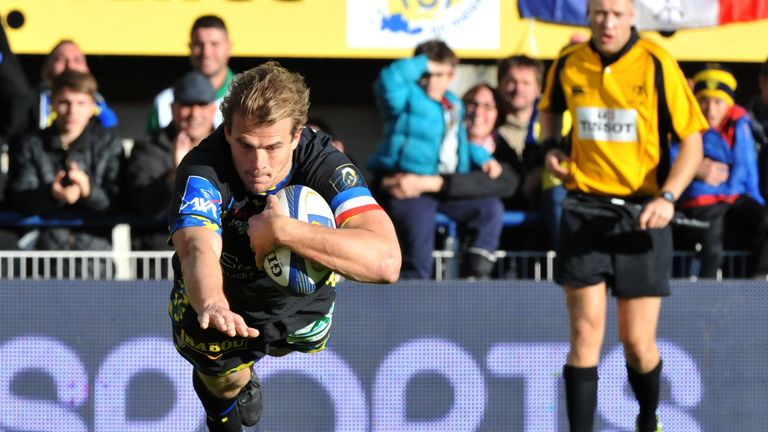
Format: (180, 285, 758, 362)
(659, 191, 676, 204)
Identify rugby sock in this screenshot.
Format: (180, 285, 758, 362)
(563, 365, 598, 432)
(627, 360, 663, 432)
(192, 370, 243, 432)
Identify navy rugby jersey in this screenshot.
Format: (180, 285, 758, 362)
(167, 126, 381, 315)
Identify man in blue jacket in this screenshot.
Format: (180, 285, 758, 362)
(368, 40, 503, 279)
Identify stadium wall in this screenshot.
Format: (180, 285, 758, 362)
(1, 280, 765, 431)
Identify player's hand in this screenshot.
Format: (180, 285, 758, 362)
(247, 194, 288, 268)
(544, 149, 572, 181)
(198, 303, 259, 338)
(696, 158, 729, 186)
(66, 162, 91, 198)
(482, 159, 503, 179)
(638, 197, 675, 230)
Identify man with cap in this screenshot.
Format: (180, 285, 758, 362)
(126, 71, 217, 251)
(674, 64, 768, 278)
(146, 15, 232, 132)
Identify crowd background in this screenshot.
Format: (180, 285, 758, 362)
(4, 15, 768, 280)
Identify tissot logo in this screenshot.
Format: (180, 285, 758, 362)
(576, 107, 638, 142)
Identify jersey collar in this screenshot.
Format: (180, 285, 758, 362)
(590, 27, 640, 68)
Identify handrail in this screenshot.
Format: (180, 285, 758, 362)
(0, 210, 163, 228)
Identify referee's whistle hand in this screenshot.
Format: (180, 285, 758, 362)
(638, 198, 674, 230)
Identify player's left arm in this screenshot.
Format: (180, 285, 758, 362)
(248, 197, 401, 284)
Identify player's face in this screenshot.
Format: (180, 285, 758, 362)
(588, 0, 635, 56)
(189, 27, 231, 79)
(51, 88, 96, 135)
(464, 86, 498, 140)
(172, 102, 216, 142)
(498, 66, 541, 114)
(226, 114, 301, 194)
(697, 96, 730, 128)
(45, 43, 89, 81)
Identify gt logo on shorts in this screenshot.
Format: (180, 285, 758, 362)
(174, 329, 247, 359)
(576, 107, 638, 142)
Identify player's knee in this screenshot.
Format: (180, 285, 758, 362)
(200, 369, 251, 399)
(621, 339, 658, 365)
(570, 317, 604, 347)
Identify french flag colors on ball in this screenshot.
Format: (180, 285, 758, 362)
(518, 0, 768, 31)
(264, 185, 336, 296)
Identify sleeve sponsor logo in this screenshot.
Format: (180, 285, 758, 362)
(576, 107, 638, 142)
(330, 164, 367, 193)
(178, 175, 223, 222)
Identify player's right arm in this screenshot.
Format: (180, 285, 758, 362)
(173, 226, 259, 338)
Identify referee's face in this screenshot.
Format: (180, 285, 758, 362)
(226, 115, 301, 194)
(588, 0, 634, 56)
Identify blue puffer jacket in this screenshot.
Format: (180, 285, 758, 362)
(671, 105, 765, 207)
(367, 54, 492, 175)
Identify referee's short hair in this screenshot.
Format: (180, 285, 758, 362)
(220, 61, 310, 134)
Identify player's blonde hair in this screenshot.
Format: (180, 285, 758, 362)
(221, 61, 310, 133)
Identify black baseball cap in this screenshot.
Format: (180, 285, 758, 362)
(173, 71, 216, 104)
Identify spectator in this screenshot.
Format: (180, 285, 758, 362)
(746, 57, 768, 199)
(126, 72, 217, 251)
(146, 15, 232, 132)
(37, 40, 118, 130)
(497, 55, 567, 249)
(675, 65, 768, 278)
(367, 40, 504, 279)
(7, 70, 125, 252)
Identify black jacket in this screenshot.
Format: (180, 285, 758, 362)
(124, 124, 177, 250)
(438, 133, 535, 209)
(7, 121, 125, 250)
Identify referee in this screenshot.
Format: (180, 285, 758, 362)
(538, 0, 707, 431)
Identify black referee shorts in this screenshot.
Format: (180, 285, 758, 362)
(555, 194, 672, 297)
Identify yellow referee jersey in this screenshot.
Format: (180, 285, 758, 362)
(539, 30, 708, 197)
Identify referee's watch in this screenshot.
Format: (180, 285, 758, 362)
(659, 191, 676, 204)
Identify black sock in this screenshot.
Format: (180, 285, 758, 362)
(563, 365, 598, 432)
(192, 370, 243, 432)
(627, 360, 662, 432)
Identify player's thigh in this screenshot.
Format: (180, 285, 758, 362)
(169, 283, 260, 375)
(268, 302, 335, 356)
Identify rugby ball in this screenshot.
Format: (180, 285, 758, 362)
(263, 185, 336, 295)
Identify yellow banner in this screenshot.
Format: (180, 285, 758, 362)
(2, 0, 767, 62)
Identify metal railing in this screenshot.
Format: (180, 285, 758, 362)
(0, 251, 174, 280)
(0, 249, 753, 281)
(432, 249, 753, 281)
